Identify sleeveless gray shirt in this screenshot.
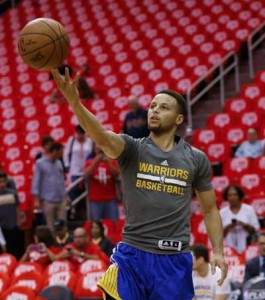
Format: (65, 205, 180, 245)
(117, 134, 213, 254)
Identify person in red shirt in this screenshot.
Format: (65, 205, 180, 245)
(20, 226, 57, 269)
(84, 144, 120, 222)
(55, 227, 109, 270)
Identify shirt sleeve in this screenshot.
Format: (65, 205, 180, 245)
(117, 134, 138, 170)
(248, 206, 261, 231)
(31, 161, 41, 196)
(193, 150, 213, 191)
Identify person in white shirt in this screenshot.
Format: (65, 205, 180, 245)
(0, 226, 6, 253)
(191, 243, 231, 300)
(64, 124, 93, 202)
(220, 185, 260, 254)
(234, 127, 264, 159)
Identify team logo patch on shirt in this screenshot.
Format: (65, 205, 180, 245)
(158, 240, 182, 251)
(160, 175, 165, 184)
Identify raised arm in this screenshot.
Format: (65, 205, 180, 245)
(196, 189, 228, 286)
(51, 68, 125, 159)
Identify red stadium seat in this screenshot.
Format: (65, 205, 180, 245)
(224, 97, 251, 115)
(248, 196, 265, 218)
(0, 254, 17, 274)
(211, 176, 231, 199)
(237, 111, 262, 129)
(0, 272, 10, 296)
(1, 286, 35, 300)
(12, 270, 43, 294)
(79, 259, 107, 276)
(224, 127, 247, 147)
(207, 112, 234, 133)
(238, 173, 264, 197)
(223, 157, 253, 180)
(74, 271, 105, 299)
(252, 156, 265, 178)
(44, 261, 74, 277)
(205, 142, 231, 163)
(192, 129, 220, 151)
(239, 83, 264, 101)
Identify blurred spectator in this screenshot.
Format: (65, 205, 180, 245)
(0, 226, 6, 254)
(56, 227, 109, 269)
(79, 63, 92, 77)
(244, 232, 265, 282)
(32, 142, 67, 231)
(123, 95, 149, 138)
(0, 163, 17, 192)
(90, 221, 114, 257)
(35, 135, 54, 161)
(53, 219, 73, 252)
(20, 225, 56, 268)
(220, 185, 260, 254)
(234, 128, 265, 159)
(84, 144, 119, 222)
(0, 171, 24, 259)
(64, 125, 93, 202)
(50, 64, 96, 102)
(191, 243, 231, 300)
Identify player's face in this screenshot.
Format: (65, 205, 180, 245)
(148, 94, 183, 134)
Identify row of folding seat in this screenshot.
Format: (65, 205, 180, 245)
(0, 254, 106, 299)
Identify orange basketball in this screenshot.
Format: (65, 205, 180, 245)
(18, 18, 70, 70)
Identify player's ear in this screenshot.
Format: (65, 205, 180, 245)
(176, 114, 184, 125)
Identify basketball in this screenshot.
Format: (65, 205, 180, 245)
(17, 18, 70, 70)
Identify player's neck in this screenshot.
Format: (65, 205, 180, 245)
(150, 133, 176, 152)
(150, 132, 177, 152)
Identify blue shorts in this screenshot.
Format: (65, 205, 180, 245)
(98, 242, 194, 300)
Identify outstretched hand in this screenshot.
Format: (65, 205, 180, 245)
(210, 253, 228, 286)
(51, 68, 80, 108)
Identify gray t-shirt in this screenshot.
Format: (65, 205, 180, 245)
(117, 134, 212, 254)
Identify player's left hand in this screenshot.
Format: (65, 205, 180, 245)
(210, 253, 228, 286)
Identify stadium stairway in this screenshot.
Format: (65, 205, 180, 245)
(191, 42, 265, 129)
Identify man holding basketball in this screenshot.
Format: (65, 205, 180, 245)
(52, 68, 227, 300)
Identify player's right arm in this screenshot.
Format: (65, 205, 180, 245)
(51, 68, 125, 159)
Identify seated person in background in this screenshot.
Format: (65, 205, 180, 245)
(0, 226, 6, 254)
(56, 227, 109, 269)
(122, 94, 149, 138)
(220, 185, 260, 254)
(90, 221, 115, 257)
(0, 171, 23, 259)
(20, 225, 57, 269)
(53, 219, 72, 253)
(234, 128, 264, 158)
(244, 232, 265, 282)
(191, 243, 231, 300)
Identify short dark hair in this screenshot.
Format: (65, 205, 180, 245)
(49, 142, 64, 153)
(191, 243, 209, 262)
(75, 124, 85, 134)
(34, 225, 54, 247)
(0, 172, 7, 180)
(157, 89, 187, 116)
(41, 135, 54, 147)
(222, 185, 245, 201)
(91, 220, 105, 237)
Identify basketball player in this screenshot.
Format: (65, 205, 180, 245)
(51, 68, 227, 300)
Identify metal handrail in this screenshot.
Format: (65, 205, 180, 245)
(186, 52, 239, 128)
(248, 20, 265, 79)
(66, 175, 89, 220)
